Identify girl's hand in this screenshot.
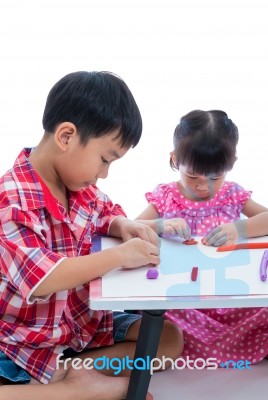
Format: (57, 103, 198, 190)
(118, 238, 160, 269)
(205, 223, 239, 246)
(156, 218, 191, 240)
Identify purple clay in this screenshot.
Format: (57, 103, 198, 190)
(146, 268, 159, 279)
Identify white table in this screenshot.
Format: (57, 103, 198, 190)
(89, 236, 268, 400)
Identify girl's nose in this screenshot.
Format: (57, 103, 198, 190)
(196, 176, 208, 190)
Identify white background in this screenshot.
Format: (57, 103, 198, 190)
(0, 0, 267, 218)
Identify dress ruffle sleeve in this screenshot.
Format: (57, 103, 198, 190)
(145, 183, 184, 218)
(221, 182, 251, 207)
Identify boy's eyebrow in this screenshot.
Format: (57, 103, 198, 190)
(108, 150, 121, 159)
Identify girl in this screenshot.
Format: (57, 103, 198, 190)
(136, 109, 268, 366)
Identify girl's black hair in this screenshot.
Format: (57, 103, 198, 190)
(170, 110, 239, 175)
(42, 71, 142, 148)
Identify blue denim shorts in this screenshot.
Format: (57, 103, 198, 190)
(0, 351, 31, 384)
(112, 311, 141, 342)
(0, 311, 141, 384)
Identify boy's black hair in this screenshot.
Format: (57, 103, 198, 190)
(170, 109, 239, 175)
(42, 71, 142, 148)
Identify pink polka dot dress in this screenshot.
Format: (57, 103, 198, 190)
(145, 181, 251, 236)
(145, 181, 268, 365)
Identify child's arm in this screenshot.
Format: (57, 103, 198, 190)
(32, 236, 159, 297)
(135, 204, 163, 233)
(204, 198, 268, 246)
(205, 211, 268, 246)
(136, 204, 160, 220)
(241, 198, 268, 217)
(135, 204, 191, 239)
(239, 211, 268, 237)
(108, 215, 159, 244)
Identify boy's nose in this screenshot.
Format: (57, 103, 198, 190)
(98, 165, 109, 179)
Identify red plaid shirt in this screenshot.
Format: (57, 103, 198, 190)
(0, 148, 126, 383)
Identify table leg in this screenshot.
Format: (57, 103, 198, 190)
(126, 309, 166, 400)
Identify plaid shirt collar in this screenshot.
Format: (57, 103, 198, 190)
(11, 148, 65, 221)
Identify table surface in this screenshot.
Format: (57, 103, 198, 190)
(89, 236, 268, 310)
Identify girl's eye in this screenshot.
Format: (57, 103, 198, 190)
(101, 157, 109, 164)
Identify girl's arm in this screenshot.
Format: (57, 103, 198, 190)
(241, 198, 268, 217)
(239, 212, 268, 238)
(205, 211, 268, 246)
(135, 204, 161, 231)
(135, 204, 191, 239)
(204, 199, 268, 246)
(135, 204, 160, 221)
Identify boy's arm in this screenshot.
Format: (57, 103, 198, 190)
(32, 237, 160, 297)
(32, 247, 123, 297)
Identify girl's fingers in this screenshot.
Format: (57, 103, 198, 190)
(206, 226, 223, 245)
(181, 224, 191, 240)
(211, 234, 228, 247)
(206, 226, 222, 242)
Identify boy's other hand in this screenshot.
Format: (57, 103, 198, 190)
(118, 219, 160, 247)
(118, 238, 160, 269)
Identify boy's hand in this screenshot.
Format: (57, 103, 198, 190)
(118, 238, 160, 269)
(155, 218, 191, 240)
(117, 219, 160, 246)
(205, 223, 239, 246)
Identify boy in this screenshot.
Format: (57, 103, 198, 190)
(0, 71, 183, 400)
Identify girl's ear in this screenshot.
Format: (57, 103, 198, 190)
(170, 151, 179, 169)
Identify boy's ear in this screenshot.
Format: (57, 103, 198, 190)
(54, 122, 78, 151)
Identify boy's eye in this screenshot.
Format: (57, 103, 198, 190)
(101, 157, 109, 164)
